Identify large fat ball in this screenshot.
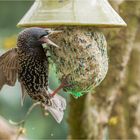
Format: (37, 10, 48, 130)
(49, 26, 108, 97)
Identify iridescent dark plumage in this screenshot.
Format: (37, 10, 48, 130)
(17, 28, 50, 104)
(0, 27, 68, 123)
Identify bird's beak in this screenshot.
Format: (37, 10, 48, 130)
(48, 30, 62, 36)
(41, 36, 59, 48)
(44, 28, 62, 36)
(40, 30, 62, 48)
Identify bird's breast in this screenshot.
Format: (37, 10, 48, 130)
(18, 49, 48, 94)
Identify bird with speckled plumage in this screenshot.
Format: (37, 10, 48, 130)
(0, 27, 67, 123)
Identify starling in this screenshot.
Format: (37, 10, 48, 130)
(0, 27, 67, 123)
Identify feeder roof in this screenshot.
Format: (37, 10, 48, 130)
(17, 0, 127, 28)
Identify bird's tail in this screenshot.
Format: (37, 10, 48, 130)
(44, 87, 66, 123)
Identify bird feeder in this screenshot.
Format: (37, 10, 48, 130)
(17, 0, 126, 27)
(17, 0, 127, 98)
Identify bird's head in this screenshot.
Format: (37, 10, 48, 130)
(17, 27, 61, 49)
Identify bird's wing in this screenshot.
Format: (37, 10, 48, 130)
(0, 48, 27, 105)
(0, 48, 18, 90)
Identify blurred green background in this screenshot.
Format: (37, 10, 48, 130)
(0, 1, 68, 139)
(1, 1, 140, 140)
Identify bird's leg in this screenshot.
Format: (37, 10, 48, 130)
(50, 82, 67, 97)
(50, 75, 72, 97)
